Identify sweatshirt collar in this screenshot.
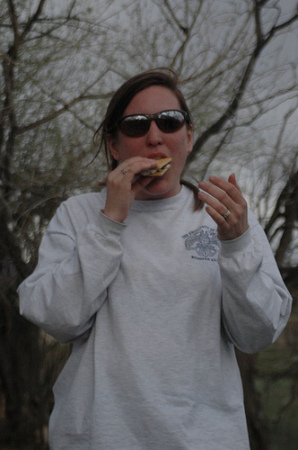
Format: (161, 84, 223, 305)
(131, 185, 190, 212)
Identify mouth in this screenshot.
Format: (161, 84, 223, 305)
(147, 152, 168, 159)
(141, 157, 172, 177)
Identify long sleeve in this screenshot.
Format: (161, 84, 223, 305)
(18, 195, 126, 343)
(219, 215, 292, 354)
(19, 187, 287, 449)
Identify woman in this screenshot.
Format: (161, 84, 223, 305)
(19, 69, 292, 450)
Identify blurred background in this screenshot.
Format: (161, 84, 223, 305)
(0, 1, 297, 448)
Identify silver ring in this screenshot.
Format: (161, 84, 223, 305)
(121, 168, 128, 175)
(223, 209, 231, 220)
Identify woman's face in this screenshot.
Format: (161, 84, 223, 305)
(108, 85, 193, 200)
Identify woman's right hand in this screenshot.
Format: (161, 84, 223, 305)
(102, 157, 157, 223)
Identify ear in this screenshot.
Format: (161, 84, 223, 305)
(186, 125, 194, 154)
(107, 135, 121, 161)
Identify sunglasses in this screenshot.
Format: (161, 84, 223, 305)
(117, 109, 190, 137)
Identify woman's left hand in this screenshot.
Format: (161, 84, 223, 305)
(198, 174, 249, 240)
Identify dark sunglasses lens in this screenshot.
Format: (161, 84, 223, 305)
(120, 116, 149, 137)
(157, 111, 186, 132)
(119, 111, 187, 136)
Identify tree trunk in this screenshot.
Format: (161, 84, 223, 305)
(236, 350, 271, 450)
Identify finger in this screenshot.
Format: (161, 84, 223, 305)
(131, 175, 154, 194)
(116, 158, 157, 180)
(198, 188, 231, 217)
(228, 173, 241, 192)
(198, 180, 236, 213)
(205, 204, 230, 228)
(200, 176, 243, 205)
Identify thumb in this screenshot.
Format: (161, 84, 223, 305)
(132, 175, 153, 194)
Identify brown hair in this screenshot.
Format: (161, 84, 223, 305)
(93, 68, 202, 210)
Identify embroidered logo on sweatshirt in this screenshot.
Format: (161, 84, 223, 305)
(182, 226, 221, 261)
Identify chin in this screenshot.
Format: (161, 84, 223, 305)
(137, 178, 180, 200)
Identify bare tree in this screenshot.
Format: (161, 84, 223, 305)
(0, 0, 129, 445)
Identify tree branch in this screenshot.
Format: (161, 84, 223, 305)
(7, 0, 19, 52)
(19, 0, 47, 43)
(163, 0, 189, 35)
(16, 92, 113, 135)
(187, 1, 298, 164)
(264, 170, 298, 237)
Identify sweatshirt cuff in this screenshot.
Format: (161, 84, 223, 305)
(98, 210, 127, 234)
(219, 227, 251, 256)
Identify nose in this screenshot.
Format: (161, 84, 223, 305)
(145, 120, 163, 146)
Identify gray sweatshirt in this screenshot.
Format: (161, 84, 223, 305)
(18, 186, 292, 450)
